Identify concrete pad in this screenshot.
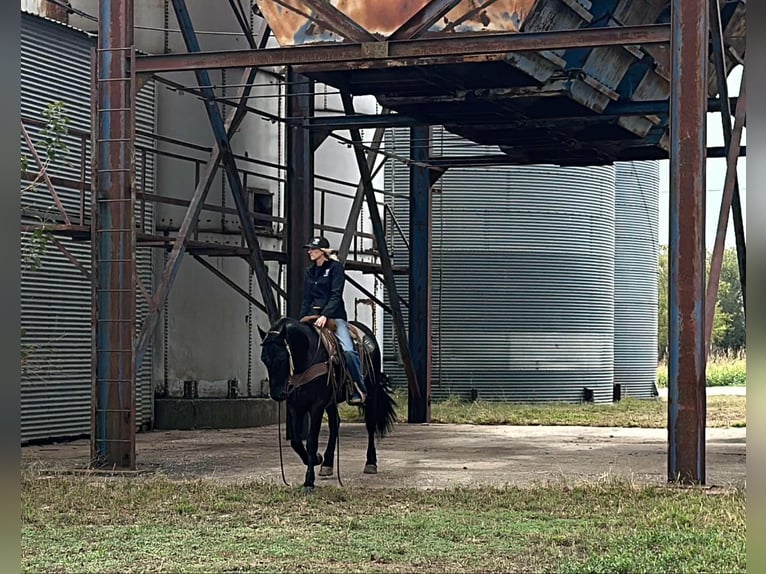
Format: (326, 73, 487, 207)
(22, 422, 745, 489)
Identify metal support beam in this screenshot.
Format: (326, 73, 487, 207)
(704, 75, 746, 351)
(192, 254, 268, 313)
(408, 125, 432, 423)
(667, 0, 707, 484)
(338, 110, 390, 263)
(134, 20, 271, 372)
(389, 0, 463, 41)
(169, 0, 279, 322)
(92, 0, 136, 469)
(344, 273, 393, 316)
(708, 0, 746, 313)
(136, 24, 671, 73)
(298, 0, 377, 42)
(340, 92, 420, 398)
(286, 67, 315, 318)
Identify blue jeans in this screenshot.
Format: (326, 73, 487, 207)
(335, 319, 366, 391)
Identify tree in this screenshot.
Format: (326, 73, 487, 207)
(657, 245, 746, 356)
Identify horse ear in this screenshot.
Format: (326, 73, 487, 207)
(257, 325, 267, 341)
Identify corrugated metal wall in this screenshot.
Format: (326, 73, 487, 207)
(614, 161, 660, 398)
(384, 127, 617, 403)
(20, 12, 155, 443)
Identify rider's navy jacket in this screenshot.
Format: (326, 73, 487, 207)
(300, 258, 348, 321)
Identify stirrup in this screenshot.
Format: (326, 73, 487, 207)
(347, 384, 366, 405)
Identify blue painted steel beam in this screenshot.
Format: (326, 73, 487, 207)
(92, 0, 136, 469)
(170, 0, 279, 322)
(408, 125, 432, 424)
(668, 0, 707, 484)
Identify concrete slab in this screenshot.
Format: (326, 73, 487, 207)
(22, 422, 745, 489)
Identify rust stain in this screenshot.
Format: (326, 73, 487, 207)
(334, 0, 432, 35)
(439, 0, 537, 33)
(256, 0, 537, 45)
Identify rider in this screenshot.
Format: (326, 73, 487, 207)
(299, 236, 367, 405)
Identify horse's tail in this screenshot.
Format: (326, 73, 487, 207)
(363, 371, 397, 438)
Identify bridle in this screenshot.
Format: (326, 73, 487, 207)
(265, 327, 329, 396)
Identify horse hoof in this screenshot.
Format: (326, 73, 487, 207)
(318, 466, 334, 477)
(314, 454, 323, 467)
(363, 464, 378, 475)
(302, 486, 315, 494)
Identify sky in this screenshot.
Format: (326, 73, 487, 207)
(656, 67, 745, 250)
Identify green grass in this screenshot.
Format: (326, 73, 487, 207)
(657, 354, 746, 388)
(21, 472, 745, 574)
(341, 395, 745, 428)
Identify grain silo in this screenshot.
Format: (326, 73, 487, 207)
(614, 161, 660, 399)
(385, 127, 617, 403)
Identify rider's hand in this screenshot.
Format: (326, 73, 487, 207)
(315, 315, 327, 328)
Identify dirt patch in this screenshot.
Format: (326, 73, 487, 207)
(22, 423, 746, 488)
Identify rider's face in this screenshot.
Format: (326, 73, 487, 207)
(307, 247, 323, 262)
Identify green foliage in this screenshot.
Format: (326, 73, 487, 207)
(40, 100, 70, 164)
(657, 246, 745, 355)
(657, 354, 746, 388)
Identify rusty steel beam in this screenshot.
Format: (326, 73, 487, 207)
(192, 254, 268, 313)
(92, 0, 136, 469)
(408, 125, 432, 424)
(337, 110, 390, 263)
(340, 91, 420, 399)
(286, 67, 315, 318)
(134, 19, 272, 373)
(704, 76, 746, 352)
(389, 0, 463, 41)
(708, 0, 746, 313)
(136, 24, 671, 73)
(20, 121, 72, 225)
(169, 0, 279, 320)
(343, 273, 393, 316)
(50, 236, 91, 282)
(667, 0, 708, 485)
(298, 0, 377, 42)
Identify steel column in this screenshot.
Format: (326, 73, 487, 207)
(340, 92, 420, 399)
(668, 0, 707, 484)
(92, 0, 136, 469)
(170, 0, 279, 321)
(704, 76, 746, 351)
(408, 125, 432, 423)
(286, 67, 315, 318)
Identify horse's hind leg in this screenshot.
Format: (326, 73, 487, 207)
(364, 391, 378, 474)
(319, 403, 339, 477)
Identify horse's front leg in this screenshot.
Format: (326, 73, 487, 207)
(288, 404, 310, 466)
(303, 402, 326, 491)
(319, 403, 339, 477)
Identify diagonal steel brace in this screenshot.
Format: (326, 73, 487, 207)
(340, 91, 420, 398)
(170, 0, 279, 322)
(134, 19, 272, 372)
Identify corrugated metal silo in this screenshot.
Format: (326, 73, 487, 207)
(614, 161, 660, 398)
(385, 127, 617, 403)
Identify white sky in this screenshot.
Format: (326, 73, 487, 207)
(657, 67, 745, 250)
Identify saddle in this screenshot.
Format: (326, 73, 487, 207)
(299, 315, 373, 395)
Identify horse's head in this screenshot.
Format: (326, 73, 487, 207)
(258, 320, 291, 402)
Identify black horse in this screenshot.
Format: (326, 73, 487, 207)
(258, 316, 396, 490)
